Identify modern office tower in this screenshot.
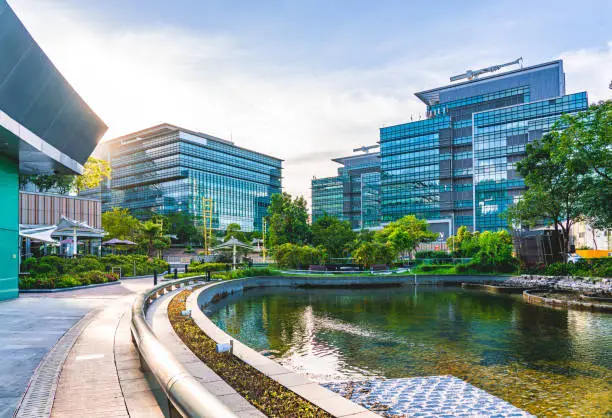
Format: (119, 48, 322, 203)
(312, 149, 381, 229)
(0, 0, 106, 300)
(380, 60, 588, 237)
(83, 124, 282, 232)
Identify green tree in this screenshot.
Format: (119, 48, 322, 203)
(266, 193, 310, 247)
(273, 243, 325, 268)
(224, 223, 247, 243)
(447, 226, 480, 257)
(311, 215, 355, 259)
(21, 157, 112, 194)
(166, 212, 199, 244)
(101, 208, 142, 241)
(550, 101, 612, 229)
(353, 241, 397, 268)
(140, 220, 169, 258)
(507, 129, 585, 252)
(73, 157, 112, 192)
(472, 230, 515, 272)
(375, 215, 437, 257)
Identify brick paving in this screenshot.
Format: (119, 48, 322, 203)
(50, 278, 164, 417)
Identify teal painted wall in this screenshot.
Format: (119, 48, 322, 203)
(0, 155, 19, 300)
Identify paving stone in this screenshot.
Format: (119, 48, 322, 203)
(323, 376, 534, 417)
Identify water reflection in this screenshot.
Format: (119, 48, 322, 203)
(206, 286, 612, 416)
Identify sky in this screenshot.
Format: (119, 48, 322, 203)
(8, 0, 612, 206)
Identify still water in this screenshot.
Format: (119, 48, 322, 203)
(206, 286, 611, 416)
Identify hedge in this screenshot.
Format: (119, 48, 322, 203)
(19, 270, 118, 289)
(21, 255, 169, 278)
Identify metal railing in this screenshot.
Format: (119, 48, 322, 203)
(131, 277, 237, 417)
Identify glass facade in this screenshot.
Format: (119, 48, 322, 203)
(473, 92, 588, 231)
(311, 152, 381, 229)
(379, 60, 588, 234)
(83, 125, 282, 232)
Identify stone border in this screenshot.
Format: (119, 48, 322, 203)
(523, 289, 612, 312)
(461, 283, 526, 294)
(186, 277, 410, 417)
(19, 280, 121, 293)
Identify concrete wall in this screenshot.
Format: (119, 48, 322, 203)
(0, 155, 19, 300)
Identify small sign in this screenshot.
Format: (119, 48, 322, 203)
(216, 340, 234, 354)
(180, 309, 191, 317)
(216, 343, 231, 353)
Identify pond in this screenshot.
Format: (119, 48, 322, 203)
(205, 285, 612, 416)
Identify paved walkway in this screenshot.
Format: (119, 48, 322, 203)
(1, 278, 164, 418)
(147, 289, 266, 417)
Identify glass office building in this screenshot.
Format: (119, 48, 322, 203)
(312, 151, 381, 229)
(379, 60, 588, 236)
(84, 124, 282, 232)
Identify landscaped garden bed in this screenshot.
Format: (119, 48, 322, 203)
(19, 254, 169, 289)
(168, 288, 331, 417)
(19, 270, 118, 289)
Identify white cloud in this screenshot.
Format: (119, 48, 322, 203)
(9, 1, 610, 207)
(9, 0, 430, 203)
(561, 42, 612, 103)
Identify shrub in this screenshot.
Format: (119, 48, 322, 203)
(414, 250, 450, 259)
(56, 276, 82, 288)
(188, 262, 228, 273)
(81, 270, 108, 284)
(71, 256, 104, 273)
(417, 264, 455, 272)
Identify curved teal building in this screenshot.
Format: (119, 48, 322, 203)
(0, 0, 107, 300)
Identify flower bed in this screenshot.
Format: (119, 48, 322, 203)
(168, 288, 331, 417)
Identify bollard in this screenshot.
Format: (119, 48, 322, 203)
(174, 268, 178, 280)
(185, 264, 188, 274)
(154, 269, 158, 286)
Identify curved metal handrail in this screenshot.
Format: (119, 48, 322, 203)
(131, 277, 236, 417)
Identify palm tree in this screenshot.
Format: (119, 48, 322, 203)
(141, 221, 162, 258)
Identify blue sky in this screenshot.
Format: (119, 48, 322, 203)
(9, 0, 612, 203)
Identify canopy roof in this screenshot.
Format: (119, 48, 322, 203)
(19, 225, 57, 244)
(213, 236, 252, 251)
(20, 216, 105, 243)
(103, 238, 137, 246)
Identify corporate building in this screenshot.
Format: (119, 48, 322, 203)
(313, 60, 589, 238)
(312, 147, 381, 229)
(82, 124, 282, 232)
(380, 59, 587, 237)
(0, 0, 106, 300)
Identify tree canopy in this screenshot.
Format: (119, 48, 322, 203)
(101, 207, 142, 241)
(311, 214, 355, 259)
(266, 193, 310, 247)
(375, 215, 437, 256)
(20, 157, 111, 194)
(507, 100, 612, 250)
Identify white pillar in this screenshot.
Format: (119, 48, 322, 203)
(233, 244, 236, 270)
(73, 228, 77, 257)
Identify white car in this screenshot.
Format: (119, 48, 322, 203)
(566, 253, 584, 263)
